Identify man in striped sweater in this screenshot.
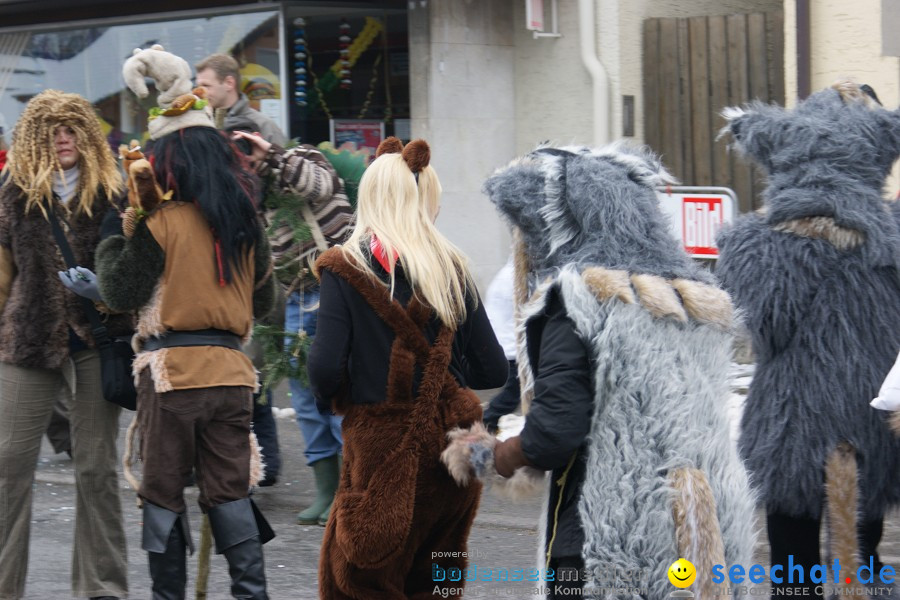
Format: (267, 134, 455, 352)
(234, 130, 354, 526)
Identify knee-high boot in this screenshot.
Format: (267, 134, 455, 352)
(143, 502, 191, 600)
(208, 498, 269, 600)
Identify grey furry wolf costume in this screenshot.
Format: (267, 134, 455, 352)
(716, 82, 900, 578)
(484, 143, 756, 599)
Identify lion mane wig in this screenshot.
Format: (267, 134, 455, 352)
(3, 89, 122, 217)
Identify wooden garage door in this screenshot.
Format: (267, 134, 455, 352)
(643, 12, 784, 213)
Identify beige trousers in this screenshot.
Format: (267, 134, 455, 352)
(0, 349, 127, 599)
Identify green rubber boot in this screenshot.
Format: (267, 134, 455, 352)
(316, 455, 342, 526)
(297, 454, 341, 525)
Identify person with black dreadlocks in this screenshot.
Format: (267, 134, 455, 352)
(0, 90, 130, 600)
(96, 45, 277, 600)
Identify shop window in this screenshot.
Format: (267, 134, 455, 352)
(0, 9, 281, 152)
(284, 7, 410, 160)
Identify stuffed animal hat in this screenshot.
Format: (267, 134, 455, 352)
(122, 44, 214, 140)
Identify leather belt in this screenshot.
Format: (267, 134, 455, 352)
(142, 329, 243, 352)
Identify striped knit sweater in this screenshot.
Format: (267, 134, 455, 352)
(257, 143, 354, 292)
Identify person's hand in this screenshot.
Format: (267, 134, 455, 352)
(494, 436, 528, 478)
(58, 266, 102, 302)
(231, 130, 271, 163)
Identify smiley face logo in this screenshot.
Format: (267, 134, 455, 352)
(668, 558, 696, 588)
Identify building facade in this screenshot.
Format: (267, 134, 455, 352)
(1, 0, 898, 285)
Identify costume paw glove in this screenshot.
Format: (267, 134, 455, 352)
(57, 266, 102, 302)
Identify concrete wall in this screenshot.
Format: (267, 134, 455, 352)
(784, 0, 900, 191)
(512, 1, 593, 155)
(409, 0, 516, 288)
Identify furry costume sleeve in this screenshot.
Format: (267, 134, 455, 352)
(95, 221, 165, 313)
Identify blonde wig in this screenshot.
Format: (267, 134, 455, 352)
(343, 152, 476, 328)
(3, 89, 122, 217)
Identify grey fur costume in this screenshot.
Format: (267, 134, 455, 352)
(484, 143, 756, 599)
(716, 85, 900, 522)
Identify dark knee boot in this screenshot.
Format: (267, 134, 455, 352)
(767, 511, 822, 599)
(208, 498, 269, 600)
(143, 502, 191, 600)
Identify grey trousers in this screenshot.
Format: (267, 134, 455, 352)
(0, 350, 128, 599)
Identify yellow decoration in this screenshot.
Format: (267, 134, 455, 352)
(329, 17, 383, 76)
(240, 63, 281, 100)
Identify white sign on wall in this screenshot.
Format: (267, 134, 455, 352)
(525, 0, 544, 31)
(656, 187, 737, 259)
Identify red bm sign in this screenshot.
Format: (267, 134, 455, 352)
(657, 188, 737, 259)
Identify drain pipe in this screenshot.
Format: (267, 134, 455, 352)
(578, 0, 610, 145)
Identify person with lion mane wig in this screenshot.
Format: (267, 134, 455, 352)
(0, 89, 130, 600)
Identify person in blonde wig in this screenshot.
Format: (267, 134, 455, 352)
(308, 137, 508, 599)
(0, 90, 130, 599)
(341, 147, 472, 327)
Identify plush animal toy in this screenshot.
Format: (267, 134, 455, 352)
(117, 140, 169, 237)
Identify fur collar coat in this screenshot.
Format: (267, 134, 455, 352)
(0, 182, 130, 369)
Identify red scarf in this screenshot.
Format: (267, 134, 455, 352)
(370, 235, 398, 273)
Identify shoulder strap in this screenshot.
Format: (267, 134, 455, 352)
(47, 203, 110, 346)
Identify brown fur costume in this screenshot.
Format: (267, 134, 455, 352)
(316, 247, 484, 600)
(0, 184, 131, 368)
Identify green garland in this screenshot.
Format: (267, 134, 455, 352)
(254, 323, 312, 395)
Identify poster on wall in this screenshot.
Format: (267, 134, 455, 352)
(329, 119, 384, 155)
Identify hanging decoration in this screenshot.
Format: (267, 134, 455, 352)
(309, 17, 383, 114)
(293, 17, 308, 107)
(339, 19, 352, 90)
(356, 54, 381, 120)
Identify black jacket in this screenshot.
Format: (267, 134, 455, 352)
(520, 289, 595, 559)
(308, 256, 508, 413)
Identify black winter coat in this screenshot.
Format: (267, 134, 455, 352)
(308, 255, 508, 413)
(521, 289, 595, 559)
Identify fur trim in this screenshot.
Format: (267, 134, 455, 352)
(492, 467, 545, 502)
(890, 412, 900, 435)
(133, 350, 174, 393)
(671, 279, 733, 329)
(582, 267, 636, 304)
(670, 467, 728, 600)
(631, 273, 688, 322)
(513, 231, 535, 414)
(825, 442, 860, 575)
(441, 422, 496, 486)
(832, 79, 882, 109)
(135, 283, 166, 340)
(249, 432, 264, 488)
(773, 216, 866, 250)
(401, 139, 430, 172)
(122, 415, 141, 496)
(375, 136, 403, 157)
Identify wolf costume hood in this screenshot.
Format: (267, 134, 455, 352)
(484, 143, 714, 283)
(716, 82, 900, 567)
(723, 83, 900, 267)
(484, 143, 756, 599)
